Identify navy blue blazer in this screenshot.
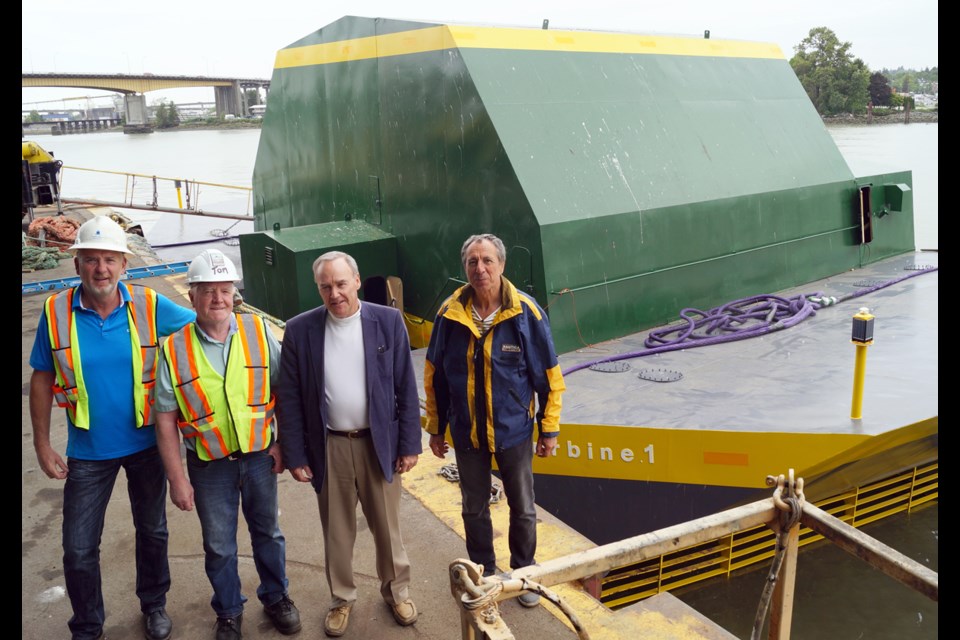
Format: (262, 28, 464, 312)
(277, 302, 422, 489)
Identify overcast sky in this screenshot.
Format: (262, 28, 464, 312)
(22, 0, 938, 107)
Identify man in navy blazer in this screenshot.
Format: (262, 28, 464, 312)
(277, 251, 422, 637)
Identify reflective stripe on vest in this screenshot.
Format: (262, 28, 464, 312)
(129, 286, 160, 427)
(44, 285, 160, 429)
(165, 314, 274, 461)
(234, 314, 274, 453)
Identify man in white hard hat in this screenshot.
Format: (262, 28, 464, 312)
(154, 249, 300, 640)
(29, 215, 195, 640)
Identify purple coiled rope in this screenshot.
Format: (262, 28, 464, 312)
(561, 265, 937, 376)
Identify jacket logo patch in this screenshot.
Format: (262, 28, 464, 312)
(501, 344, 521, 353)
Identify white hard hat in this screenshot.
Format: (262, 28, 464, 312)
(187, 249, 240, 283)
(70, 216, 131, 254)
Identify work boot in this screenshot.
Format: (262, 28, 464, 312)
(215, 614, 242, 640)
(264, 595, 301, 634)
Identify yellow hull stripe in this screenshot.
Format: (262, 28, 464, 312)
(275, 25, 784, 70)
(533, 422, 874, 488)
(798, 417, 938, 478)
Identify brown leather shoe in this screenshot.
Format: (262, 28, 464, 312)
(324, 605, 351, 637)
(390, 599, 418, 626)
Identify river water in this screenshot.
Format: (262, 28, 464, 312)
(34, 123, 938, 638)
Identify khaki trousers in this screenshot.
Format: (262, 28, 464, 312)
(318, 433, 411, 607)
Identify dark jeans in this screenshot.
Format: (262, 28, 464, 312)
(455, 437, 537, 573)
(63, 446, 170, 640)
(187, 449, 288, 618)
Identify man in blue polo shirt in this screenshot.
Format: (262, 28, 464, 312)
(29, 215, 195, 640)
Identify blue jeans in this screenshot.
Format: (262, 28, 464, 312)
(455, 437, 537, 572)
(63, 446, 170, 640)
(187, 449, 288, 618)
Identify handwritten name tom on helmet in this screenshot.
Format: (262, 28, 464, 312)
(186, 249, 240, 283)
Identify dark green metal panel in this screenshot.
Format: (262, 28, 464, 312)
(250, 17, 916, 350)
(373, 46, 544, 315)
(239, 220, 398, 321)
(255, 22, 545, 322)
(459, 49, 853, 224)
(254, 58, 383, 229)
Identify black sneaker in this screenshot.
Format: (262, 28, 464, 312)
(264, 595, 302, 635)
(215, 614, 242, 640)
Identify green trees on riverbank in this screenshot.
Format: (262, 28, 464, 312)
(154, 101, 180, 129)
(790, 27, 870, 115)
(790, 27, 937, 116)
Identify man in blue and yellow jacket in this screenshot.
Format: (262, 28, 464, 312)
(424, 234, 565, 607)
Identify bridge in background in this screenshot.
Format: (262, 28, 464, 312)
(22, 73, 270, 133)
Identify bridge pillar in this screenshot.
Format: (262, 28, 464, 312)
(214, 82, 242, 118)
(123, 93, 154, 134)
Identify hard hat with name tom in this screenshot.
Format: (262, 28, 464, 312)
(187, 249, 240, 283)
(70, 215, 131, 254)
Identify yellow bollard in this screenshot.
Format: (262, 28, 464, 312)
(175, 179, 184, 209)
(850, 308, 875, 420)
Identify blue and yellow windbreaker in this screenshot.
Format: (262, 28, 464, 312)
(424, 277, 565, 452)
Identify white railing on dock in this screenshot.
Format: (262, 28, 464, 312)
(58, 165, 254, 221)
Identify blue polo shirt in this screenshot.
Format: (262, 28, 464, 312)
(30, 282, 195, 461)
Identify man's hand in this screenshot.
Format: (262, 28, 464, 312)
(428, 434, 449, 459)
(35, 444, 68, 480)
(267, 443, 285, 474)
(169, 476, 195, 511)
(395, 454, 419, 474)
(536, 435, 558, 458)
(290, 465, 314, 483)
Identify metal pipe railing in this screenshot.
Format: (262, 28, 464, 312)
(800, 501, 938, 601)
(511, 499, 775, 588)
(449, 471, 938, 640)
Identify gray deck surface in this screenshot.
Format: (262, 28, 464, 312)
(412, 252, 938, 437)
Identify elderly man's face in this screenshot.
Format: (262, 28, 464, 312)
(75, 249, 127, 303)
(317, 257, 361, 318)
(190, 282, 235, 325)
(464, 239, 504, 298)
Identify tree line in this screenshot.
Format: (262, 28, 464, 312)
(790, 27, 937, 116)
(154, 101, 180, 129)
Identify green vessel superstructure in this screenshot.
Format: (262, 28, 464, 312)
(246, 16, 913, 352)
(244, 18, 935, 609)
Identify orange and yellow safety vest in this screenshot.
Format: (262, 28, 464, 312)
(44, 285, 161, 429)
(163, 314, 275, 461)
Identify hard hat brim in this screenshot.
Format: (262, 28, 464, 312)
(70, 240, 133, 255)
